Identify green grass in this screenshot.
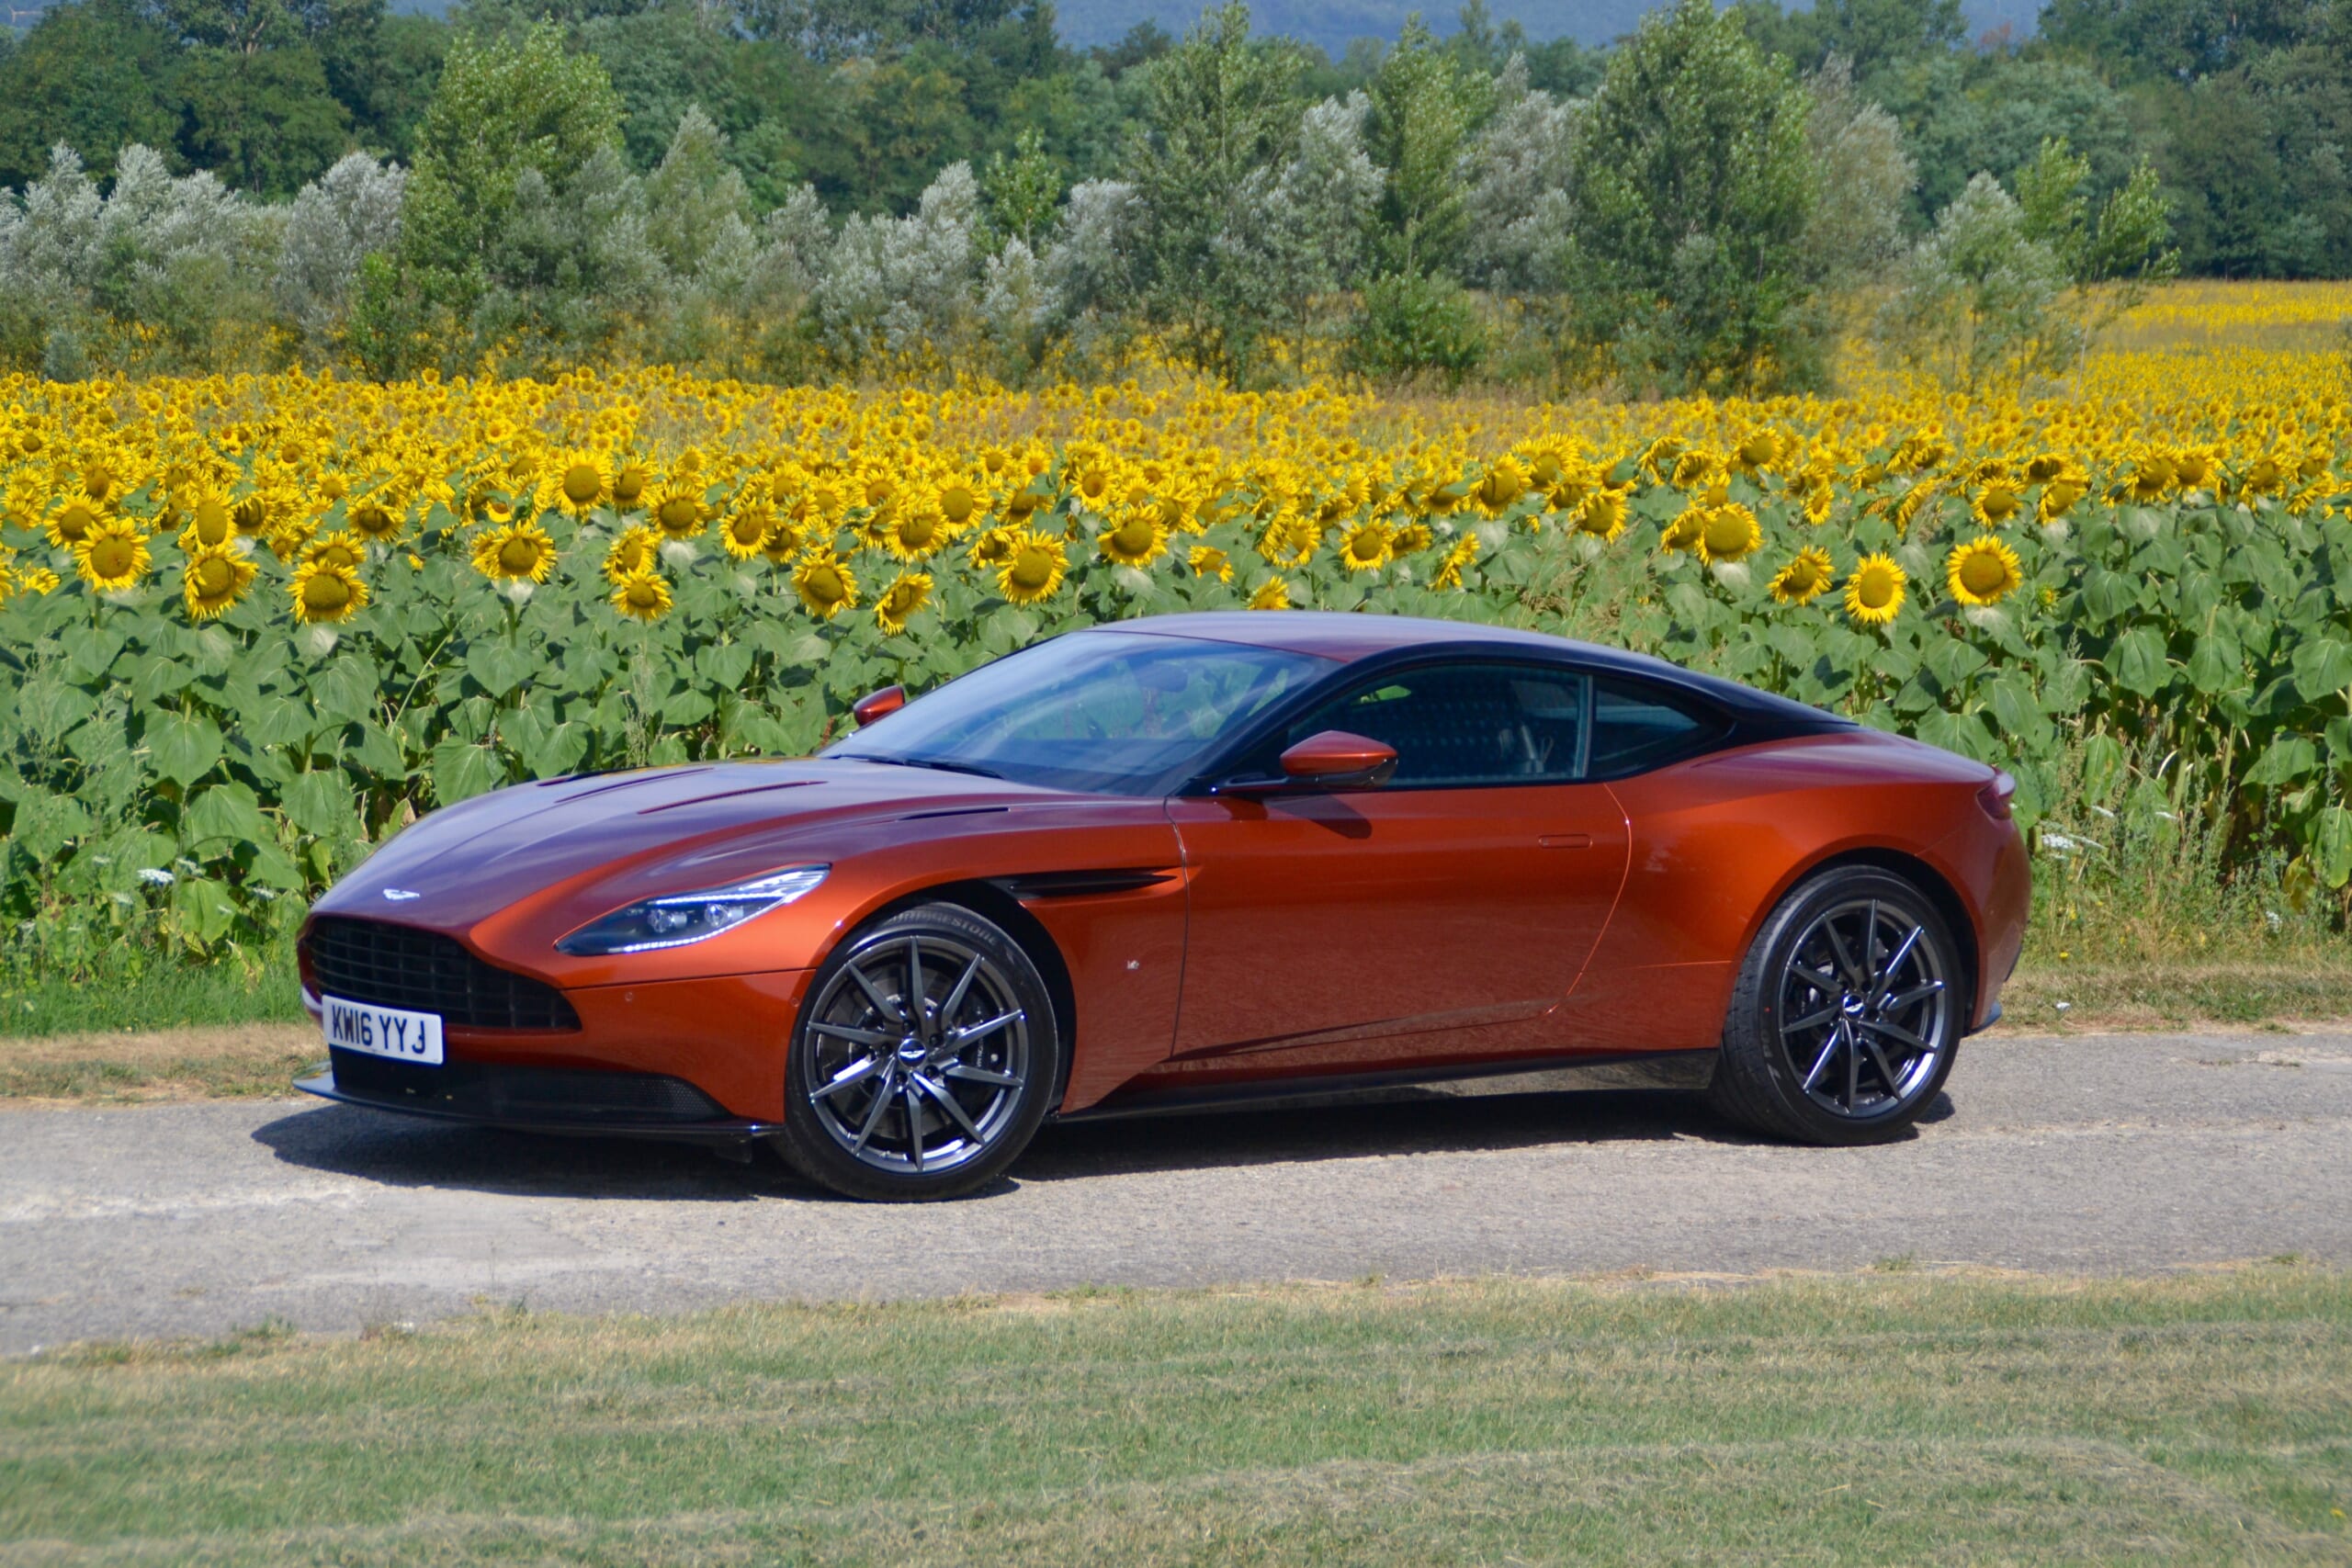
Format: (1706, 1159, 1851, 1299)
(0, 938, 304, 1041)
(4, 1270, 2349, 1564)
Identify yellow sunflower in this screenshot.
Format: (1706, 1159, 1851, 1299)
(1769, 547, 1835, 606)
(759, 519, 805, 568)
(543, 452, 612, 517)
(1189, 544, 1233, 581)
(1947, 536, 2023, 607)
(1572, 487, 1630, 541)
(1695, 503, 1762, 566)
(44, 496, 107, 549)
(609, 569, 673, 622)
(1970, 479, 2025, 528)
(2038, 478, 2086, 523)
(74, 517, 150, 591)
(1247, 575, 1293, 611)
(1339, 520, 1395, 573)
(470, 521, 558, 584)
(1475, 458, 1528, 514)
(609, 458, 654, 513)
(17, 566, 60, 596)
(1844, 553, 1906, 626)
(719, 505, 772, 560)
(794, 551, 860, 619)
(183, 493, 236, 548)
(345, 492, 405, 543)
(301, 531, 367, 573)
(876, 571, 933, 635)
(879, 507, 951, 560)
(1389, 523, 1435, 556)
(932, 474, 984, 530)
(1431, 535, 1479, 591)
(182, 543, 255, 621)
(647, 482, 709, 540)
(289, 558, 368, 625)
(590, 535, 652, 595)
(998, 531, 1068, 605)
(1099, 509, 1170, 568)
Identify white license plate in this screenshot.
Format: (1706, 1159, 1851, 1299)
(322, 996, 445, 1066)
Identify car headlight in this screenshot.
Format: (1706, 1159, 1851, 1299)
(556, 865, 830, 956)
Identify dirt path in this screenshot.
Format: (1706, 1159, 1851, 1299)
(4, 1029, 2348, 1352)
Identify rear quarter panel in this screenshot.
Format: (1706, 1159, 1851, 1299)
(1555, 730, 2026, 1053)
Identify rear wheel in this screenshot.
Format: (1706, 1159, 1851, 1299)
(1710, 867, 1963, 1145)
(774, 903, 1059, 1201)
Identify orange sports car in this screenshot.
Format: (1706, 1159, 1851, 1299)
(297, 611, 2030, 1200)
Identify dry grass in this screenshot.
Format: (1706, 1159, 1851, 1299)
(3, 1269, 2347, 1565)
(0, 1022, 318, 1104)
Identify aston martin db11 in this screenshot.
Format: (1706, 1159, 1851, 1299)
(297, 611, 2030, 1200)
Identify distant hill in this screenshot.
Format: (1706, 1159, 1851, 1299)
(4, 0, 2046, 55)
(1052, 0, 2041, 52)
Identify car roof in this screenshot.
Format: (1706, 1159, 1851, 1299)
(1084, 611, 1855, 735)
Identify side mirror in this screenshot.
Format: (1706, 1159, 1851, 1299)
(1277, 729, 1398, 790)
(851, 684, 907, 728)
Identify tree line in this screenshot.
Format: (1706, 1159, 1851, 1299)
(0, 0, 2320, 389)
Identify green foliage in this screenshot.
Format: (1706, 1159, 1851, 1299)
(1125, 1, 1305, 378)
(983, 126, 1062, 249)
(1345, 269, 1488, 384)
(397, 24, 627, 321)
(0, 0, 181, 190)
(1566, 0, 1823, 395)
(1363, 18, 1487, 280)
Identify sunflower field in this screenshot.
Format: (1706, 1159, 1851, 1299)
(3, 297, 2352, 952)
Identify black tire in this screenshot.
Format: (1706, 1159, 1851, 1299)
(773, 902, 1061, 1201)
(1709, 866, 1965, 1146)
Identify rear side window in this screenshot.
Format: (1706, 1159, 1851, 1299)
(1587, 679, 1724, 779)
(1272, 661, 1589, 787)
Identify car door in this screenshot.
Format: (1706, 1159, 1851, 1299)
(1164, 660, 1631, 1074)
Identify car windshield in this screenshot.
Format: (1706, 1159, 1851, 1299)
(827, 631, 1331, 795)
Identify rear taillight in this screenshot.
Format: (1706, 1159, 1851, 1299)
(1978, 771, 2017, 820)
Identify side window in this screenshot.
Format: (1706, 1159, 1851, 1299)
(1278, 662, 1589, 787)
(1587, 679, 1723, 778)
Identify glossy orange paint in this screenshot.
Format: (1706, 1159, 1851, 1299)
(298, 612, 2030, 1131)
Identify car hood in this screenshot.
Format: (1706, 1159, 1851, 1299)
(312, 759, 1092, 931)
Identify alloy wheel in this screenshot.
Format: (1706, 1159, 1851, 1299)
(1776, 897, 1951, 1120)
(799, 932, 1032, 1176)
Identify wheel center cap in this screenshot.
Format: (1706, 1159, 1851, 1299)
(897, 1037, 929, 1066)
(1841, 994, 1868, 1017)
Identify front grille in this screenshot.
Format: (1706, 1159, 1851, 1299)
(328, 1049, 725, 1124)
(304, 916, 580, 1031)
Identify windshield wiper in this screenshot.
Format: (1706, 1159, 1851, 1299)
(838, 753, 1005, 780)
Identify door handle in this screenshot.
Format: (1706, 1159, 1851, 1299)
(1538, 832, 1591, 849)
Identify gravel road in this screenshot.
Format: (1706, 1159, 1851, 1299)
(4, 1029, 2348, 1351)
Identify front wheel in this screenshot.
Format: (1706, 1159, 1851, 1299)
(773, 903, 1059, 1201)
(1710, 867, 1964, 1145)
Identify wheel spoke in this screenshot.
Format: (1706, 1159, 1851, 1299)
(851, 1063, 898, 1153)
(1860, 1033, 1904, 1098)
(1792, 963, 1842, 998)
(940, 953, 985, 1030)
(914, 1073, 985, 1140)
(906, 938, 926, 1034)
(812, 1052, 888, 1102)
(1862, 899, 1882, 982)
(945, 1009, 1023, 1049)
(1859, 1016, 1929, 1053)
(1824, 918, 1868, 990)
(1845, 1021, 1861, 1111)
(943, 1062, 1020, 1088)
(902, 1080, 927, 1172)
(848, 963, 905, 1027)
(1882, 979, 1945, 1012)
(810, 1020, 898, 1048)
(1801, 1030, 1844, 1092)
(1784, 1004, 1840, 1033)
(1871, 926, 1924, 1002)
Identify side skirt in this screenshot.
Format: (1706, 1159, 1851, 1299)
(1051, 1049, 1718, 1126)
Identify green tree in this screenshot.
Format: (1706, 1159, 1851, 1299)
(1123, 0, 1303, 376)
(983, 125, 1061, 248)
(397, 24, 626, 317)
(1566, 0, 1822, 394)
(1363, 15, 1487, 280)
(0, 0, 180, 188)
(172, 42, 352, 197)
(1876, 171, 2078, 395)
